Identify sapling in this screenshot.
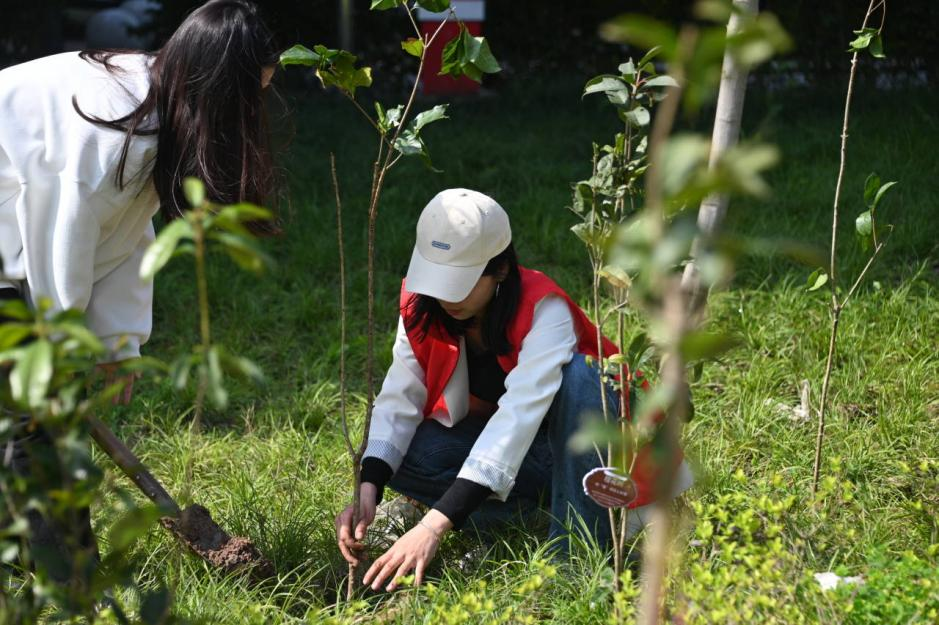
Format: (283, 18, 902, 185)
(593, 2, 790, 621)
(280, 0, 500, 598)
(810, 0, 896, 494)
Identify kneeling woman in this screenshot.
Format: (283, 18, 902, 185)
(335, 189, 692, 591)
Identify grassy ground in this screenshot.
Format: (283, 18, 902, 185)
(92, 77, 939, 623)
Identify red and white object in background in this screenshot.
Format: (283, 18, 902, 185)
(417, 0, 485, 95)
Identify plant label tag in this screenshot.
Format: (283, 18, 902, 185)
(582, 467, 637, 508)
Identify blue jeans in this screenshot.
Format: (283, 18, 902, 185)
(388, 353, 619, 551)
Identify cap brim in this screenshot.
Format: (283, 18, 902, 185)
(405, 245, 487, 302)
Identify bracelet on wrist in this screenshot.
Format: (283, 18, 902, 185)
(418, 518, 443, 540)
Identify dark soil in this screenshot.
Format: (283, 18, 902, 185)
(161, 504, 273, 577)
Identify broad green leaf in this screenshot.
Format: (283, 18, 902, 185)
(371, 0, 403, 9)
(208, 231, 273, 274)
(182, 177, 205, 207)
(206, 346, 228, 409)
(439, 25, 500, 81)
(401, 37, 424, 58)
(679, 331, 740, 361)
(0, 323, 32, 350)
(848, 28, 877, 52)
(415, 0, 450, 12)
(869, 34, 885, 58)
(871, 180, 898, 211)
(279, 44, 320, 68)
(855, 210, 873, 237)
(317, 50, 372, 96)
(169, 354, 194, 390)
(807, 268, 829, 292)
(636, 46, 663, 69)
(863, 173, 881, 206)
(727, 14, 792, 68)
(217, 348, 264, 383)
(598, 265, 631, 290)
(642, 75, 679, 89)
(55, 323, 104, 352)
(583, 75, 628, 97)
(0, 299, 31, 321)
(599, 15, 677, 59)
(694, 0, 732, 22)
(412, 104, 449, 131)
(618, 61, 636, 81)
(140, 219, 193, 281)
(109, 505, 162, 552)
(623, 105, 650, 128)
(10, 339, 53, 409)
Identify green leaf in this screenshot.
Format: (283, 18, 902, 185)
(412, 104, 449, 131)
(54, 322, 104, 352)
(598, 265, 631, 290)
(182, 177, 205, 207)
(439, 24, 500, 82)
(679, 331, 741, 361)
(623, 106, 650, 128)
(863, 173, 881, 206)
(855, 210, 873, 237)
(371, 0, 403, 9)
(599, 15, 677, 59)
(208, 231, 273, 274)
(0, 299, 31, 321)
(109, 505, 162, 552)
(583, 75, 628, 97)
(642, 75, 679, 89)
(401, 37, 424, 58)
(807, 269, 829, 292)
(415, 0, 451, 12)
(279, 44, 320, 68)
(848, 27, 877, 52)
(727, 13, 792, 68)
(217, 347, 264, 384)
(869, 34, 885, 58)
(317, 50, 372, 96)
(871, 180, 898, 212)
(10, 339, 53, 409)
(140, 219, 193, 281)
(169, 354, 194, 390)
(0, 323, 32, 351)
(636, 46, 663, 69)
(206, 346, 228, 409)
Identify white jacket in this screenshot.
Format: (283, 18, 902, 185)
(0, 52, 158, 360)
(365, 296, 579, 500)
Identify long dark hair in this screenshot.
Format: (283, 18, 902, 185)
(73, 0, 279, 227)
(404, 243, 521, 355)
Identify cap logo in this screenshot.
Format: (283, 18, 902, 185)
(431, 240, 451, 250)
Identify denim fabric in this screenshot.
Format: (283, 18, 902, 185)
(388, 353, 621, 551)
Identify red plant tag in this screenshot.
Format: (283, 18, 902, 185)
(582, 467, 637, 508)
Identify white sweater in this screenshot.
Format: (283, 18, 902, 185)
(0, 52, 158, 360)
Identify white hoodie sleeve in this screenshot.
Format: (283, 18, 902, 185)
(458, 296, 577, 500)
(363, 317, 428, 470)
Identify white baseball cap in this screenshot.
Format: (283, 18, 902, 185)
(405, 188, 512, 302)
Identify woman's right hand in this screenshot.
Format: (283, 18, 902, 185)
(335, 482, 378, 565)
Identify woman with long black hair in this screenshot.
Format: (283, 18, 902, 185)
(0, 0, 280, 581)
(335, 188, 693, 591)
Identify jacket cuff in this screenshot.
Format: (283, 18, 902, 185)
(99, 335, 141, 363)
(363, 438, 405, 472)
(457, 456, 516, 501)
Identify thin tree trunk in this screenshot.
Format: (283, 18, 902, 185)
(681, 0, 758, 315)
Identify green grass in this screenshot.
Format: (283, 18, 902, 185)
(89, 79, 939, 623)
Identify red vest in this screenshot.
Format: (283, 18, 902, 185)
(398, 267, 680, 508)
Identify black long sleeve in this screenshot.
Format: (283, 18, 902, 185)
(360, 457, 394, 505)
(432, 478, 492, 529)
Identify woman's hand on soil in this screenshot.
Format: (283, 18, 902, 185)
(363, 509, 452, 591)
(335, 483, 378, 565)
